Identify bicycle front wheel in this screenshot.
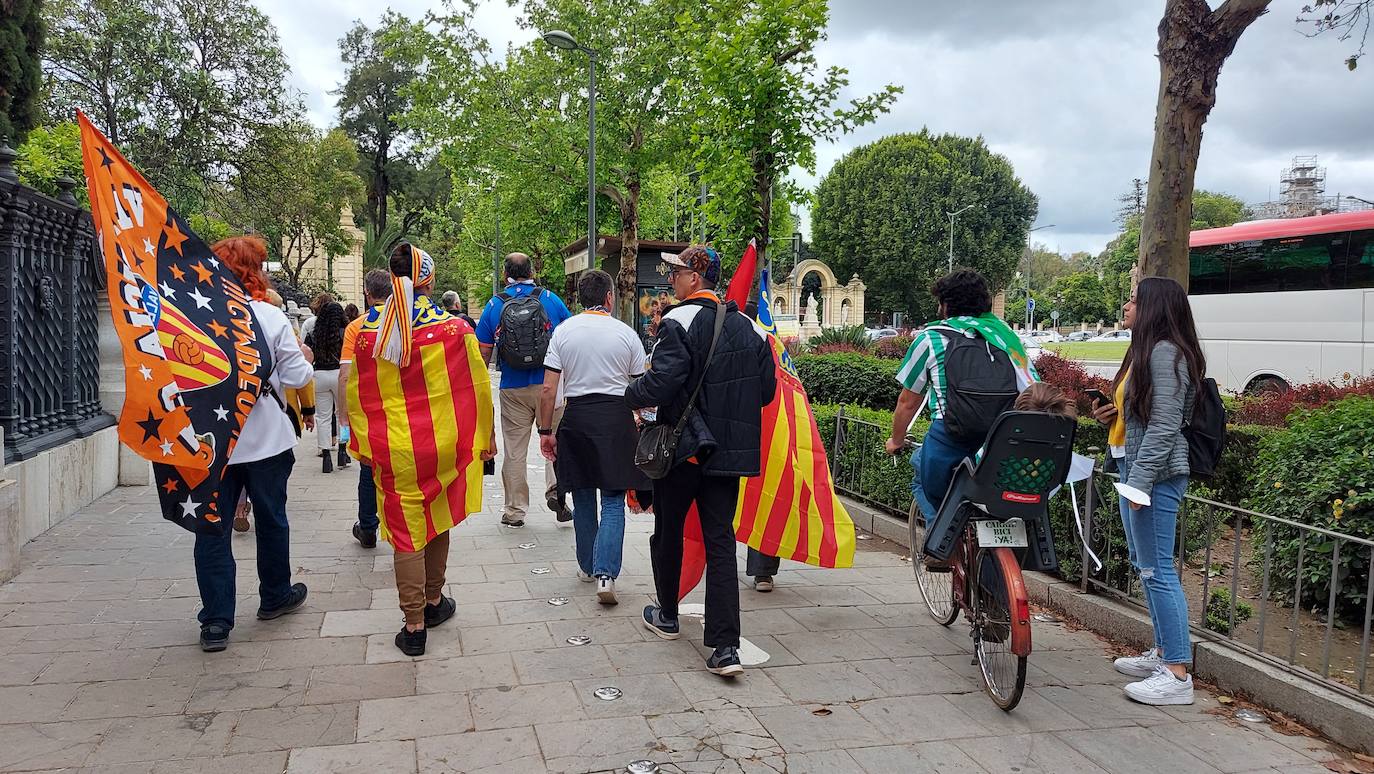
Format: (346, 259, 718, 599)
(972, 547, 1029, 710)
(909, 499, 958, 626)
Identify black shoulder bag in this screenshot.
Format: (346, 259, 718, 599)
(634, 300, 726, 479)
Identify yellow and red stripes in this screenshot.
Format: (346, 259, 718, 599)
(734, 335, 855, 569)
(347, 306, 492, 552)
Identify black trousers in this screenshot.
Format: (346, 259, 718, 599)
(746, 547, 780, 578)
(651, 463, 741, 648)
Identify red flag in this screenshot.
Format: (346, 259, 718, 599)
(725, 239, 758, 307)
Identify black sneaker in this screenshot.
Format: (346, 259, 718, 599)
(257, 583, 308, 620)
(640, 605, 680, 640)
(707, 646, 744, 677)
(199, 623, 229, 652)
(395, 625, 426, 656)
(548, 494, 573, 523)
(337, 447, 351, 468)
(322, 454, 333, 473)
(352, 522, 377, 549)
(501, 517, 525, 528)
(424, 595, 457, 628)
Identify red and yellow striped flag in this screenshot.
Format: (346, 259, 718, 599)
(733, 267, 855, 567)
(347, 296, 493, 552)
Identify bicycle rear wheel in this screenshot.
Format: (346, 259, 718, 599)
(972, 547, 1029, 710)
(909, 499, 958, 626)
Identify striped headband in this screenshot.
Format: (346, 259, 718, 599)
(373, 245, 435, 367)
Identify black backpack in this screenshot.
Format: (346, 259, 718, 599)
(496, 288, 552, 369)
(936, 328, 1019, 446)
(1184, 377, 1226, 479)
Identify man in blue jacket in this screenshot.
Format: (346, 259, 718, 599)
(476, 253, 572, 527)
(626, 245, 777, 677)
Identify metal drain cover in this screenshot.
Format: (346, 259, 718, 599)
(548, 597, 570, 606)
(531, 567, 551, 575)
(566, 635, 592, 646)
(626, 761, 660, 774)
(594, 686, 623, 701)
(518, 542, 537, 549)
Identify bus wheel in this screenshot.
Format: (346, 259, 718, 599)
(1247, 376, 1289, 395)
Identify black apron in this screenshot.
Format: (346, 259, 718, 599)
(555, 394, 651, 494)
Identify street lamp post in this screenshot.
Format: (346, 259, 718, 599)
(1024, 223, 1054, 330)
(946, 203, 976, 272)
(542, 30, 597, 267)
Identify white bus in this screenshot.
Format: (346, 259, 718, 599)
(1188, 210, 1374, 393)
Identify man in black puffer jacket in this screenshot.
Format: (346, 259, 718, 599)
(626, 245, 776, 677)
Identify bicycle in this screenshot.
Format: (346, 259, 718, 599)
(900, 412, 1075, 711)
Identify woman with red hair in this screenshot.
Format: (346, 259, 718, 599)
(193, 236, 316, 653)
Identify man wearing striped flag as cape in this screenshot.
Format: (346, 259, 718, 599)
(347, 243, 496, 656)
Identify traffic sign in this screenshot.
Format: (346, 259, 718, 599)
(1051, 310, 1060, 322)
(1027, 298, 1036, 312)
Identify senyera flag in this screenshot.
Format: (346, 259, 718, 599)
(79, 111, 273, 534)
(678, 243, 855, 600)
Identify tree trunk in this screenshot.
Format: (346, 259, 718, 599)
(744, 150, 774, 316)
(370, 140, 391, 231)
(612, 178, 641, 323)
(1138, 0, 1270, 287)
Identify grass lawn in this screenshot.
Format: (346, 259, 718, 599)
(1044, 341, 1129, 362)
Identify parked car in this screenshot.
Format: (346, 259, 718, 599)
(865, 327, 898, 341)
(1066, 330, 1094, 342)
(1027, 330, 1064, 343)
(1090, 329, 1132, 341)
(1019, 334, 1044, 353)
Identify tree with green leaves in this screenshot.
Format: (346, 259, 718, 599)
(1047, 272, 1113, 325)
(335, 11, 423, 234)
(677, 0, 900, 283)
(42, 0, 297, 211)
(1190, 189, 1250, 229)
(229, 124, 364, 289)
(811, 131, 1038, 322)
(14, 121, 82, 199)
(405, 0, 692, 316)
(0, 0, 43, 145)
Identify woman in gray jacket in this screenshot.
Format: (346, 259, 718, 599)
(1092, 277, 1205, 706)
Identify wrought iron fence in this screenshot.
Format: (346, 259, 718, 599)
(0, 143, 113, 464)
(829, 409, 1374, 706)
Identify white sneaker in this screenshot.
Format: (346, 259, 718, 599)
(1124, 664, 1195, 706)
(596, 576, 617, 605)
(1114, 647, 1162, 678)
(576, 570, 594, 583)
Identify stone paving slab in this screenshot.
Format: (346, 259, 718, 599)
(0, 430, 1362, 773)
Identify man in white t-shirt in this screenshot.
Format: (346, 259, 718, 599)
(538, 270, 650, 605)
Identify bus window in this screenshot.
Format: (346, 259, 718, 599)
(1348, 229, 1374, 289)
(1228, 232, 1349, 293)
(1189, 246, 1229, 294)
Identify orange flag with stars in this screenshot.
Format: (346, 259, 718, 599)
(79, 111, 273, 534)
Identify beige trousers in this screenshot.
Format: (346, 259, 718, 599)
(498, 385, 562, 520)
(393, 531, 450, 626)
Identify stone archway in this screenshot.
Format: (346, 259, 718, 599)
(772, 258, 866, 339)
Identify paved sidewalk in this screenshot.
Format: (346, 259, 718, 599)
(0, 441, 1353, 773)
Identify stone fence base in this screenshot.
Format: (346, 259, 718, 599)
(0, 425, 144, 583)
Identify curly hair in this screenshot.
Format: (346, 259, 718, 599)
(311, 301, 347, 363)
(211, 236, 271, 301)
(931, 269, 992, 317)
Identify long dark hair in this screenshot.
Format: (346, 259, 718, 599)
(313, 301, 347, 361)
(1113, 276, 1206, 425)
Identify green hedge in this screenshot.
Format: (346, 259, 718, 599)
(1246, 396, 1374, 619)
(796, 353, 901, 410)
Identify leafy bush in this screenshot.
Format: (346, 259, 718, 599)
(796, 353, 901, 411)
(874, 335, 914, 360)
(1035, 352, 1113, 416)
(1204, 587, 1254, 635)
(812, 343, 867, 356)
(812, 403, 925, 514)
(1230, 374, 1374, 427)
(1247, 396, 1374, 619)
(808, 325, 871, 353)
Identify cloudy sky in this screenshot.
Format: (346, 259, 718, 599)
(257, 0, 1374, 255)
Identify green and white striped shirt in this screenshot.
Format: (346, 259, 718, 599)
(895, 328, 953, 419)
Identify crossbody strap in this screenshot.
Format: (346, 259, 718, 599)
(672, 300, 726, 439)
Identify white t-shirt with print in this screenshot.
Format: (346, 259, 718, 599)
(544, 312, 647, 398)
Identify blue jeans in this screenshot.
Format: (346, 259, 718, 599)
(194, 450, 296, 630)
(1118, 457, 1192, 665)
(572, 488, 626, 578)
(913, 419, 981, 520)
(358, 463, 378, 532)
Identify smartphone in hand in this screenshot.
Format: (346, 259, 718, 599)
(1084, 388, 1111, 407)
